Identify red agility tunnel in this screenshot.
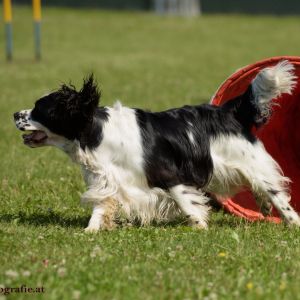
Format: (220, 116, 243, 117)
(211, 56, 300, 223)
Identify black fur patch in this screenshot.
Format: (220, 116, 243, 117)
(222, 86, 267, 131)
(30, 75, 108, 149)
(136, 90, 257, 190)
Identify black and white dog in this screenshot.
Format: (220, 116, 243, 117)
(14, 61, 300, 231)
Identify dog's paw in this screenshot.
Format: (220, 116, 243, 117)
(260, 201, 273, 217)
(84, 226, 100, 233)
(84, 222, 117, 233)
(285, 215, 300, 227)
(191, 222, 208, 230)
(188, 217, 208, 230)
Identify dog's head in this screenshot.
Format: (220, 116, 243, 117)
(14, 75, 104, 150)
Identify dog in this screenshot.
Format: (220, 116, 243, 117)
(14, 61, 300, 232)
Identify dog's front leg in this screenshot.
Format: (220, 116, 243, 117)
(85, 205, 105, 233)
(84, 197, 118, 233)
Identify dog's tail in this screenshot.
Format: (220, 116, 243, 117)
(222, 60, 297, 129)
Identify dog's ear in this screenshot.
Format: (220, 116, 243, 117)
(79, 74, 101, 115)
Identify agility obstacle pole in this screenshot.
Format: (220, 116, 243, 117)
(3, 0, 13, 61)
(33, 0, 41, 60)
(211, 56, 300, 223)
(2, 0, 42, 61)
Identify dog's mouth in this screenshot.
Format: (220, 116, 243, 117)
(22, 130, 48, 146)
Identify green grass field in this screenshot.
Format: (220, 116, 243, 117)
(1, 6, 300, 300)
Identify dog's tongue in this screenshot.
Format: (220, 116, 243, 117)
(23, 131, 47, 142)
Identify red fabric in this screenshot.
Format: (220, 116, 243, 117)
(211, 56, 300, 223)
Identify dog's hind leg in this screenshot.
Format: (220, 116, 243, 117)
(243, 148, 300, 226)
(254, 184, 300, 225)
(253, 192, 273, 216)
(85, 197, 118, 233)
(258, 184, 300, 225)
(169, 185, 210, 229)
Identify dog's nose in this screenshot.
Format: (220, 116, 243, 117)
(14, 112, 20, 120)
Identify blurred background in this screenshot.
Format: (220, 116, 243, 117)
(12, 0, 300, 15)
(1, 0, 300, 111)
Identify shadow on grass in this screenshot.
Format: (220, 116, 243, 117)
(213, 218, 250, 228)
(0, 210, 252, 230)
(0, 212, 187, 229)
(0, 211, 90, 228)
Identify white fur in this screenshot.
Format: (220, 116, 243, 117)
(76, 102, 180, 226)
(170, 185, 210, 229)
(252, 60, 297, 121)
(208, 135, 289, 196)
(15, 110, 35, 130)
(208, 135, 300, 225)
(187, 130, 196, 146)
(85, 206, 105, 233)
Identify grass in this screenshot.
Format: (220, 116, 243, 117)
(1, 6, 300, 300)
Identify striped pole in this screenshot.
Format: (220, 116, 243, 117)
(3, 0, 13, 61)
(33, 0, 41, 60)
